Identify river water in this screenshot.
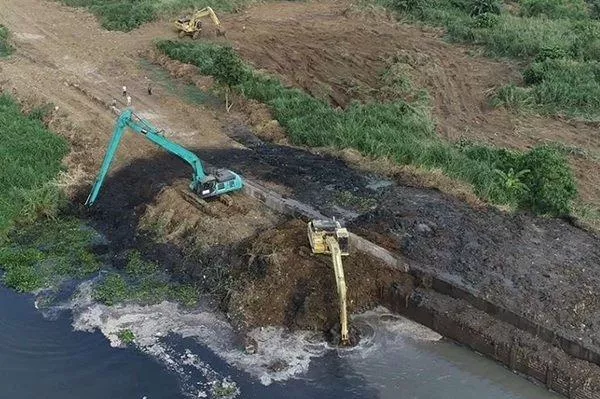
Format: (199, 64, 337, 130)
(0, 284, 561, 399)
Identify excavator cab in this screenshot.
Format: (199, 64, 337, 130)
(194, 168, 241, 198)
(307, 219, 349, 256)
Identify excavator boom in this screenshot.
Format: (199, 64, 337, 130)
(85, 108, 243, 206)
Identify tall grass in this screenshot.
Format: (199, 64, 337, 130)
(0, 95, 105, 293)
(380, 0, 600, 119)
(157, 40, 577, 215)
(0, 25, 13, 57)
(58, 0, 255, 31)
(0, 95, 69, 235)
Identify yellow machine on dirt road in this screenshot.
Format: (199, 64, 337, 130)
(307, 219, 350, 345)
(174, 7, 225, 39)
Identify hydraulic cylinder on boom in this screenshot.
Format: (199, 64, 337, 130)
(85, 108, 244, 207)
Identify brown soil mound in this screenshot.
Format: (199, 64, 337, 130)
(227, 219, 414, 332)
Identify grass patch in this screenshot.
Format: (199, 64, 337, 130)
(0, 219, 101, 292)
(0, 94, 101, 293)
(93, 250, 200, 307)
(0, 94, 69, 235)
(379, 0, 600, 118)
(58, 0, 256, 31)
(157, 40, 577, 216)
(0, 25, 13, 57)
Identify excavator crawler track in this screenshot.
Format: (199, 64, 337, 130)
(178, 189, 219, 217)
(219, 194, 233, 207)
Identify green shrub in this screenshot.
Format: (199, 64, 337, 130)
(0, 95, 69, 234)
(211, 46, 248, 87)
(520, 0, 589, 19)
(470, 0, 501, 16)
(473, 12, 500, 27)
(521, 58, 600, 117)
(92, 251, 199, 308)
(518, 146, 577, 215)
(534, 46, 570, 62)
(0, 25, 13, 57)
(93, 273, 128, 305)
(492, 84, 535, 110)
(589, 0, 600, 19)
(0, 215, 101, 293)
(117, 329, 135, 344)
(125, 250, 159, 278)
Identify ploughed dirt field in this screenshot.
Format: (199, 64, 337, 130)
(1, 0, 600, 359)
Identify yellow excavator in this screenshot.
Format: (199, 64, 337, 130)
(174, 7, 225, 39)
(307, 219, 351, 345)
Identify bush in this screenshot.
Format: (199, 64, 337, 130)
(211, 46, 248, 87)
(522, 58, 600, 117)
(93, 273, 128, 305)
(520, 0, 589, 19)
(117, 329, 135, 344)
(589, 0, 600, 19)
(518, 146, 577, 215)
(473, 12, 500, 27)
(0, 25, 13, 57)
(470, 0, 501, 16)
(492, 84, 535, 110)
(0, 95, 69, 234)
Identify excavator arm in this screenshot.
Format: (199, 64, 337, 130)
(326, 235, 349, 345)
(195, 7, 221, 27)
(85, 108, 243, 206)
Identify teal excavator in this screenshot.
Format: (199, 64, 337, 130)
(85, 108, 244, 206)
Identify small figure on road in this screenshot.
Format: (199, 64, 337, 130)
(126, 95, 132, 106)
(111, 98, 117, 107)
(147, 83, 152, 96)
(122, 85, 127, 97)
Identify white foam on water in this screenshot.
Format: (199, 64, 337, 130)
(363, 306, 442, 342)
(65, 281, 328, 396)
(49, 281, 440, 397)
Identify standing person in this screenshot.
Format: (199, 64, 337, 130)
(126, 95, 132, 106)
(147, 82, 152, 96)
(122, 85, 127, 97)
